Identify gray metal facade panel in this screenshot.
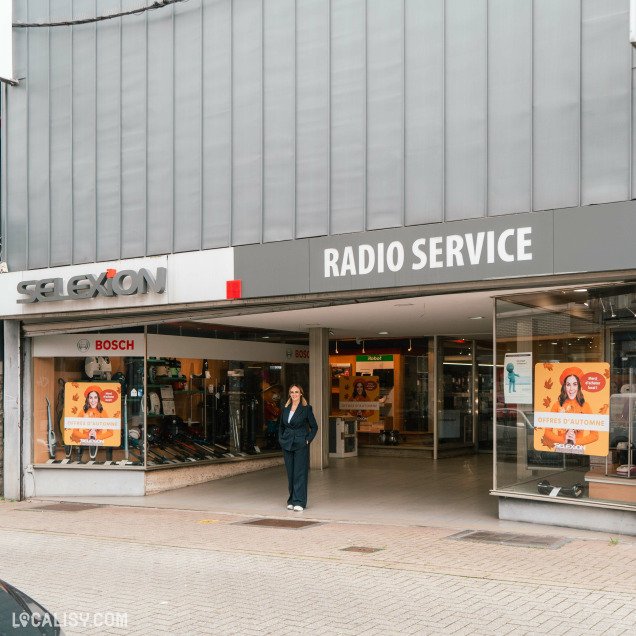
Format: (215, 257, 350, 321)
(487, 0, 532, 216)
(580, 0, 631, 206)
(95, 0, 123, 262)
(48, 0, 74, 267)
(146, 8, 175, 256)
(295, 0, 329, 239)
(231, 0, 263, 246)
(174, 0, 203, 253)
(201, 0, 232, 249)
(404, 0, 444, 226)
(4, 0, 636, 272)
(26, 0, 51, 269)
(633, 68, 636, 198)
(330, 0, 366, 235)
(262, 0, 295, 243)
(71, 2, 98, 265)
(119, 13, 147, 259)
(366, 0, 404, 231)
(444, 0, 487, 222)
(5, 4, 28, 272)
(532, 0, 581, 211)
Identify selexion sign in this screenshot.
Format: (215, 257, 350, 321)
(17, 268, 167, 304)
(324, 227, 532, 278)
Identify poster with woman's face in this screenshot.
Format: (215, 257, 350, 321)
(339, 376, 380, 422)
(533, 363, 610, 455)
(63, 382, 122, 447)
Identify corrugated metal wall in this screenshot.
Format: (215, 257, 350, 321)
(1, 0, 633, 271)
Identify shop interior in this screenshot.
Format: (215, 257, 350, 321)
(24, 282, 636, 522)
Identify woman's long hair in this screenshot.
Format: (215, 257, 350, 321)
(558, 374, 585, 407)
(83, 391, 104, 414)
(285, 384, 308, 407)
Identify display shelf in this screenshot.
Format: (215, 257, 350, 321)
(585, 467, 636, 503)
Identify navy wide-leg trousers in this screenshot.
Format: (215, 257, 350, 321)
(283, 445, 310, 508)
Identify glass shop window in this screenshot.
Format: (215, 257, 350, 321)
(495, 286, 636, 507)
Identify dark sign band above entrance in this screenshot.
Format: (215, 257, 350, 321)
(234, 211, 554, 298)
(324, 228, 532, 278)
(17, 268, 167, 304)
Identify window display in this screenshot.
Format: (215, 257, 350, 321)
(32, 329, 309, 468)
(495, 285, 636, 508)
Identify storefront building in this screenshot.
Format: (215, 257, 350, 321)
(2, 0, 636, 533)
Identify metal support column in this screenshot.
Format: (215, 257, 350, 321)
(3, 321, 21, 499)
(309, 327, 329, 470)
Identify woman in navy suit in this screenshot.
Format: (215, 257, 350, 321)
(278, 384, 318, 511)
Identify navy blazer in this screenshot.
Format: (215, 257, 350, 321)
(278, 403, 319, 451)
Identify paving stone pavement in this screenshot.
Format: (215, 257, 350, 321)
(0, 500, 635, 635)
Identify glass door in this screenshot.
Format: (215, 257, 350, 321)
(437, 339, 474, 447)
(476, 341, 494, 451)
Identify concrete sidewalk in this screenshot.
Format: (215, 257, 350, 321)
(5, 456, 636, 634)
(0, 496, 635, 634)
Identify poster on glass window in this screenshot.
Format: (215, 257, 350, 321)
(63, 382, 122, 447)
(504, 352, 532, 404)
(339, 376, 380, 422)
(533, 363, 610, 455)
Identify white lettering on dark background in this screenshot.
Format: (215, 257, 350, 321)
(324, 228, 532, 278)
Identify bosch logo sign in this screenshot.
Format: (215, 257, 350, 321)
(17, 267, 167, 304)
(294, 350, 310, 359)
(96, 339, 136, 351)
(286, 348, 293, 359)
(77, 339, 90, 352)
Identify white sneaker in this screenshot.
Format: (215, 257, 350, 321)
(287, 504, 294, 510)
(293, 505, 304, 512)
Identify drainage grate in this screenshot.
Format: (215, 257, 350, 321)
(341, 546, 383, 553)
(21, 503, 104, 513)
(235, 518, 322, 530)
(448, 530, 571, 550)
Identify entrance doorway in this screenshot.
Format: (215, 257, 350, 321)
(437, 339, 494, 455)
(329, 336, 493, 458)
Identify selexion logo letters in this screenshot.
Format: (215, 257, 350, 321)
(17, 267, 167, 304)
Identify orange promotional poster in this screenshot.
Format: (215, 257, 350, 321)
(339, 376, 380, 422)
(533, 363, 610, 456)
(63, 382, 122, 447)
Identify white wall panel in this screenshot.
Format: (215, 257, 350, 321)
(444, 0, 487, 221)
(533, 0, 580, 211)
(330, 0, 366, 235)
(366, 0, 403, 230)
(487, 0, 532, 216)
(404, 0, 444, 226)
